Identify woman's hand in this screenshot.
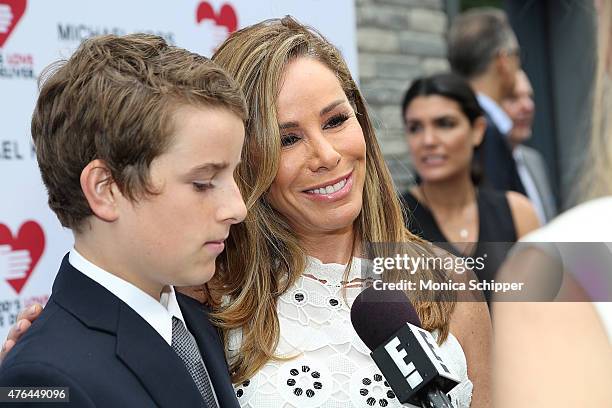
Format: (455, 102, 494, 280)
(0, 304, 43, 363)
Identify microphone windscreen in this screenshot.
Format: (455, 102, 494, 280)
(350, 286, 422, 351)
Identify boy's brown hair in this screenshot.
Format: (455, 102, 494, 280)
(32, 33, 247, 231)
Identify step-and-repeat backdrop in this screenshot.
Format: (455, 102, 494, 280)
(0, 0, 357, 339)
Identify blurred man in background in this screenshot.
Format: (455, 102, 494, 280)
(448, 8, 527, 195)
(502, 70, 557, 223)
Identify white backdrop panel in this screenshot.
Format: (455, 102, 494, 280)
(0, 0, 356, 339)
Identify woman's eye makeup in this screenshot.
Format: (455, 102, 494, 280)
(278, 110, 351, 147)
(323, 112, 350, 129)
(280, 133, 301, 147)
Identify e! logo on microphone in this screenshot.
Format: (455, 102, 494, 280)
(384, 336, 424, 388)
(370, 322, 461, 405)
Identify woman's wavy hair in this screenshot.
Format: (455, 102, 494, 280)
(209, 16, 455, 383)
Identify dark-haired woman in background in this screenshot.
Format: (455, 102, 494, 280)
(401, 73, 540, 302)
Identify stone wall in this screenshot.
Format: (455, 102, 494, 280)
(356, 0, 449, 192)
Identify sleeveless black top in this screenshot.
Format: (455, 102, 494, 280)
(401, 188, 517, 302)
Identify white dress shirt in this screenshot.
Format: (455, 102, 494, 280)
(477, 93, 513, 135)
(69, 248, 185, 346)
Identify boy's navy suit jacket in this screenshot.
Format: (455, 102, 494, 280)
(0, 254, 239, 407)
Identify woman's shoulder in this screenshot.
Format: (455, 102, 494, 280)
(504, 191, 541, 238)
(478, 187, 530, 214)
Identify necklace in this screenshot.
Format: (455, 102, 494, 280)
(418, 185, 477, 241)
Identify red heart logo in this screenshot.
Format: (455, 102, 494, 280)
(196, 2, 238, 34)
(0, 0, 27, 48)
(0, 221, 45, 294)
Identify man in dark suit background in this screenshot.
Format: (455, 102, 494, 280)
(448, 8, 526, 195)
(0, 34, 247, 407)
(502, 70, 558, 223)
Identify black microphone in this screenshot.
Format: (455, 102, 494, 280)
(351, 286, 460, 408)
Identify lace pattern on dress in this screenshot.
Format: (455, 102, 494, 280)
(228, 257, 473, 407)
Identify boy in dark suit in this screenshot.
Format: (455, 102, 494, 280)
(0, 33, 246, 407)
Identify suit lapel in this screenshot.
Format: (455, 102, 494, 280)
(115, 302, 205, 407)
(178, 294, 240, 408)
(52, 255, 204, 408)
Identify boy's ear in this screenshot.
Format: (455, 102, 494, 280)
(80, 159, 121, 222)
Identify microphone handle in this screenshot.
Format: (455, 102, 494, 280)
(419, 387, 454, 408)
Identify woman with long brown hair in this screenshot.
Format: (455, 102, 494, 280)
(207, 17, 490, 407)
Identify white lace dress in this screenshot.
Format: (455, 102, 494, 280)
(228, 257, 473, 407)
